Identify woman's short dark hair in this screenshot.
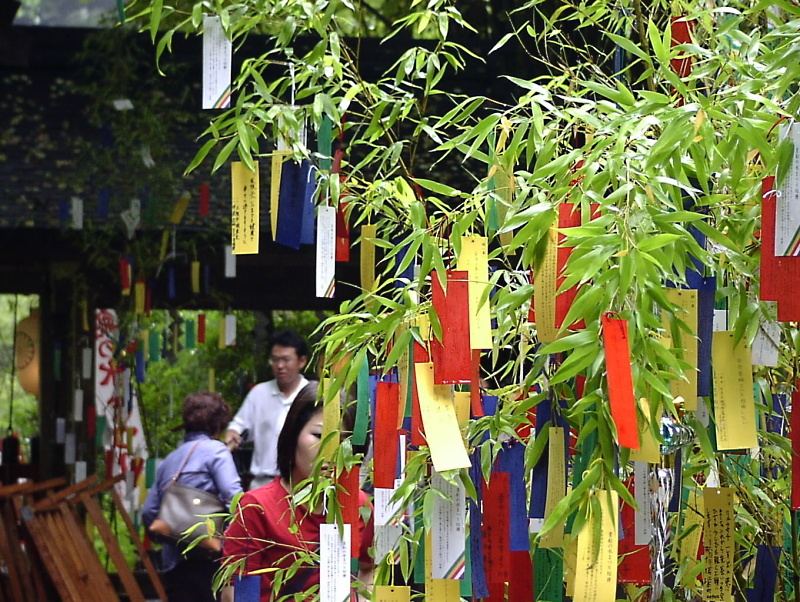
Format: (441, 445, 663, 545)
(182, 391, 231, 436)
(276, 382, 367, 482)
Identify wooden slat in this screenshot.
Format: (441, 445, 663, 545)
(33, 476, 98, 511)
(0, 499, 30, 601)
(11, 496, 50, 601)
(22, 508, 81, 602)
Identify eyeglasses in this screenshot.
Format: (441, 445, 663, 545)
(269, 356, 296, 366)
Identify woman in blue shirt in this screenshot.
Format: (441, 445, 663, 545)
(142, 391, 242, 602)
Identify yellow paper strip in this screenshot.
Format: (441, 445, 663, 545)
(540, 426, 566, 548)
(456, 235, 493, 350)
(573, 489, 618, 602)
(564, 534, 578, 597)
(629, 397, 660, 463)
(141, 330, 149, 357)
(361, 224, 377, 294)
(170, 191, 191, 224)
(209, 368, 215, 392)
(218, 317, 226, 349)
(320, 378, 339, 462)
(134, 281, 145, 315)
(270, 150, 291, 240)
(678, 489, 704, 574)
(453, 391, 470, 427)
(374, 585, 411, 602)
(427, 579, 460, 601)
(703, 487, 734, 602)
(533, 222, 558, 343)
(191, 261, 200, 294)
(494, 164, 514, 247)
(414, 363, 471, 472)
(231, 161, 260, 255)
(159, 230, 170, 262)
(711, 331, 757, 450)
(663, 288, 699, 410)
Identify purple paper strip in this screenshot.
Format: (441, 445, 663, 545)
(234, 575, 260, 602)
(299, 162, 316, 245)
(529, 399, 551, 519)
(468, 452, 489, 598)
(696, 276, 715, 397)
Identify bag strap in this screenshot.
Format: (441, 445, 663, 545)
(166, 440, 203, 488)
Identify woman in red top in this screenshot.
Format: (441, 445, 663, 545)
(222, 381, 373, 601)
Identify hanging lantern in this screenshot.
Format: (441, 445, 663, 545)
(15, 308, 40, 397)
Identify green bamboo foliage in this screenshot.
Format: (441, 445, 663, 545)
(133, 0, 800, 598)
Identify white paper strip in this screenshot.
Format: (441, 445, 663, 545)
(82, 347, 92, 379)
(202, 16, 232, 109)
(55, 418, 66, 444)
(71, 197, 83, 229)
(73, 389, 84, 422)
(320, 523, 351, 602)
(75, 460, 87, 483)
(316, 206, 336, 297)
(224, 244, 236, 278)
(374, 480, 404, 526)
(751, 319, 780, 367)
(775, 122, 800, 256)
(431, 471, 466, 580)
(225, 314, 236, 346)
(633, 461, 653, 545)
(712, 309, 728, 331)
(65, 433, 76, 464)
(374, 524, 404, 565)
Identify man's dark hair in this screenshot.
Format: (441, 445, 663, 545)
(182, 391, 231, 436)
(276, 382, 366, 482)
(269, 328, 310, 359)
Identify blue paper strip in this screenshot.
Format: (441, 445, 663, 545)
(299, 162, 316, 245)
(135, 350, 145, 383)
(746, 545, 781, 602)
(168, 267, 176, 299)
(497, 441, 529, 551)
(233, 575, 260, 602)
(668, 448, 682, 513)
(468, 452, 489, 598)
(98, 187, 111, 218)
(276, 159, 313, 249)
(696, 276, 715, 397)
(394, 239, 415, 288)
(203, 264, 211, 295)
(685, 226, 706, 289)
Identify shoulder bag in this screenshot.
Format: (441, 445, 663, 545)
(148, 441, 227, 554)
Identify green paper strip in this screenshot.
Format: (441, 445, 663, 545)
(534, 547, 563, 601)
(460, 535, 473, 596)
(96, 415, 106, 448)
(148, 330, 161, 363)
(413, 512, 425, 585)
(353, 355, 370, 446)
(116, 0, 126, 23)
(318, 115, 333, 172)
(145, 457, 156, 488)
(185, 319, 196, 350)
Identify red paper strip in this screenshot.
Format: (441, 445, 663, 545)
(335, 195, 350, 262)
(374, 381, 401, 488)
(198, 314, 206, 343)
(555, 204, 581, 329)
(430, 271, 471, 384)
(527, 268, 536, 323)
(486, 581, 506, 602)
(119, 258, 131, 293)
(87, 405, 96, 439)
(482, 472, 511, 584)
(470, 349, 485, 418)
(760, 177, 778, 301)
(508, 550, 534, 601)
(105, 449, 114, 479)
(144, 283, 152, 316)
(332, 147, 345, 174)
(792, 388, 800, 510)
(413, 336, 430, 364)
(336, 466, 362, 557)
(601, 313, 640, 449)
(618, 478, 650, 583)
(670, 17, 694, 78)
(199, 182, 210, 216)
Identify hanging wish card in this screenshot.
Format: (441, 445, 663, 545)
(315, 206, 336, 297)
(664, 288, 699, 410)
(374, 586, 411, 602)
(360, 225, 377, 295)
(533, 222, 558, 342)
(711, 331, 757, 450)
(775, 122, 800, 256)
(456, 236, 492, 350)
(430, 270, 471, 384)
(202, 16, 231, 109)
(540, 426, 566, 548)
(601, 313, 640, 449)
(414, 363, 471, 472)
(320, 523, 351, 602)
(231, 161, 260, 254)
(573, 490, 619, 602)
(703, 487, 734, 602)
(431, 471, 466, 580)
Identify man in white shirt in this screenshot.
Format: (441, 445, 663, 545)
(225, 329, 309, 489)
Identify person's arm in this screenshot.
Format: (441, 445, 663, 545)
(225, 390, 255, 450)
(210, 441, 243, 505)
(140, 464, 166, 527)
